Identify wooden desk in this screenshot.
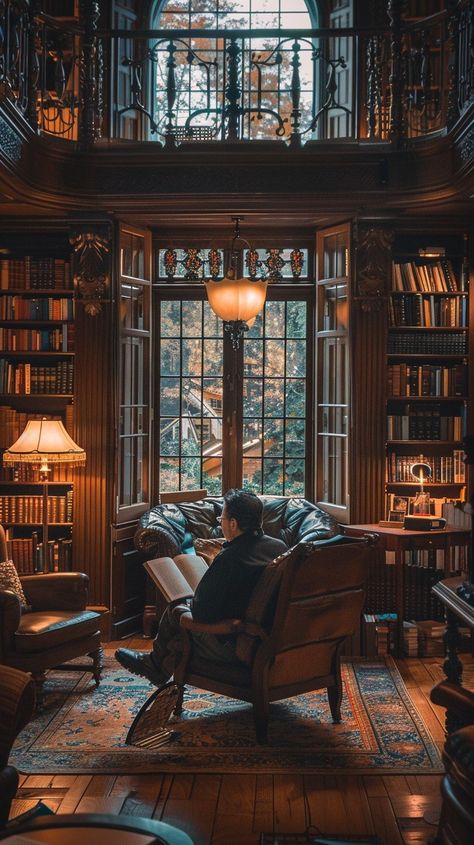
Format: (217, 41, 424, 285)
(346, 524, 471, 656)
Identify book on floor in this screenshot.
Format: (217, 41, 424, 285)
(144, 554, 209, 604)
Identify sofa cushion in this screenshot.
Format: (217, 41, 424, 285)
(15, 610, 100, 653)
(136, 495, 338, 561)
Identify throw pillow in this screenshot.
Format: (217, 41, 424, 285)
(194, 537, 225, 565)
(0, 560, 28, 607)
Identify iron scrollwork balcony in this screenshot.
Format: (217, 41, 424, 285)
(1, 2, 472, 146)
(112, 28, 359, 146)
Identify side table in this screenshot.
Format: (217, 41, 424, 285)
(346, 524, 471, 656)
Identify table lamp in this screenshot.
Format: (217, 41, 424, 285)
(3, 418, 86, 564)
(403, 460, 446, 530)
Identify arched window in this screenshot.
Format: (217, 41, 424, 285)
(149, 0, 322, 142)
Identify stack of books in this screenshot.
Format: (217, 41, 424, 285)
(416, 619, 446, 656)
(403, 620, 418, 656)
(363, 613, 398, 656)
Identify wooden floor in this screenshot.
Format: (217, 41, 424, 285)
(10, 643, 474, 845)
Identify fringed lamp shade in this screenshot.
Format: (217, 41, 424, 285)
(3, 419, 86, 467)
(205, 277, 268, 323)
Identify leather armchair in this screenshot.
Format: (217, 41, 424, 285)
(135, 495, 340, 560)
(430, 680, 474, 845)
(170, 536, 370, 743)
(0, 527, 103, 707)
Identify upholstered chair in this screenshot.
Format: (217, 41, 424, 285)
(170, 536, 371, 743)
(0, 525, 103, 707)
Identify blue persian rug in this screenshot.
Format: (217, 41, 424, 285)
(12, 654, 443, 774)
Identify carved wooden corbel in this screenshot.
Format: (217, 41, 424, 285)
(354, 225, 394, 312)
(69, 227, 111, 316)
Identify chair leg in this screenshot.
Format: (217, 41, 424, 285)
(31, 671, 46, 710)
(253, 695, 269, 744)
(327, 665, 344, 723)
(173, 684, 185, 715)
(89, 647, 104, 686)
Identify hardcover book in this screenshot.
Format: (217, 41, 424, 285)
(144, 554, 209, 604)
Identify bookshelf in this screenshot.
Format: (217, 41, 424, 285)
(0, 250, 76, 575)
(367, 231, 472, 656)
(386, 235, 469, 526)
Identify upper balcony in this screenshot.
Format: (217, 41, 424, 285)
(0, 0, 473, 218)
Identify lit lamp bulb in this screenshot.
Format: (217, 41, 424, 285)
(410, 461, 432, 515)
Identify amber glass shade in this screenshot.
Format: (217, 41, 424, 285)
(3, 419, 86, 465)
(205, 277, 268, 323)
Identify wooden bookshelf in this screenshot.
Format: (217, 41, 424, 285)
(0, 250, 76, 575)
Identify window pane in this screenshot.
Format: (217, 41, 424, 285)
(158, 297, 224, 493)
(243, 299, 308, 496)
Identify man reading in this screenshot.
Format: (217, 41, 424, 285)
(115, 489, 287, 685)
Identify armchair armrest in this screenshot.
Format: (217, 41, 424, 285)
(175, 606, 244, 636)
(20, 573, 89, 611)
(0, 591, 22, 660)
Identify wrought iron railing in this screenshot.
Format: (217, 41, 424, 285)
(1, 0, 473, 148)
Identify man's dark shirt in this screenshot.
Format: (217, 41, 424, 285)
(192, 529, 287, 624)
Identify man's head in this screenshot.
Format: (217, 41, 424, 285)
(220, 489, 263, 541)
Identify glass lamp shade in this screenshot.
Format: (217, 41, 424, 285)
(205, 276, 268, 323)
(3, 419, 86, 466)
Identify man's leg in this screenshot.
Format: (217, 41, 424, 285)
(115, 605, 182, 685)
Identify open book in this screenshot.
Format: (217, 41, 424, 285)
(144, 554, 209, 604)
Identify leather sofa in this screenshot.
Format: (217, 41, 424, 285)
(134, 495, 341, 560)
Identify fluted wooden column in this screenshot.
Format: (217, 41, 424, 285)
(70, 225, 114, 609)
(350, 223, 393, 524)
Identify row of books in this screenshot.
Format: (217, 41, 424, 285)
(365, 558, 448, 620)
(0, 491, 73, 524)
(0, 325, 74, 352)
(387, 363, 467, 397)
(392, 259, 462, 292)
(388, 330, 467, 355)
(0, 296, 74, 321)
(386, 451, 465, 482)
(386, 546, 468, 574)
(0, 405, 74, 452)
(387, 407, 464, 441)
(388, 294, 467, 327)
(0, 257, 72, 290)
(6, 534, 73, 574)
(0, 361, 74, 394)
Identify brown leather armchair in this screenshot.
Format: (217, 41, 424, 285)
(0, 665, 36, 827)
(172, 537, 370, 743)
(430, 680, 474, 845)
(0, 527, 103, 707)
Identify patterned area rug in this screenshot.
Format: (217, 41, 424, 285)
(12, 654, 443, 774)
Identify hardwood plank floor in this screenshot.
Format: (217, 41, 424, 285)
(10, 648, 473, 845)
